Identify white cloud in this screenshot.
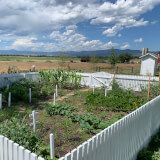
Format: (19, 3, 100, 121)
(134, 38, 143, 43)
(120, 44, 130, 49)
(91, 0, 159, 36)
(103, 25, 123, 37)
(0, 0, 160, 51)
(151, 20, 158, 24)
(104, 41, 119, 48)
(9, 27, 119, 51)
(0, 0, 159, 37)
(118, 34, 122, 37)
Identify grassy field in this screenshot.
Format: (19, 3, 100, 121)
(0, 55, 141, 74)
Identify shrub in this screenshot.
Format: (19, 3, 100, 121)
(2, 79, 39, 103)
(137, 148, 153, 160)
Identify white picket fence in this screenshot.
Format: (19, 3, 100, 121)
(59, 95, 160, 160)
(77, 72, 159, 91)
(0, 72, 40, 89)
(0, 135, 44, 160)
(0, 72, 159, 91)
(1, 96, 160, 160)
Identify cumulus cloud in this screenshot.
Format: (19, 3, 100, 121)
(92, 0, 159, 36)
(0, 0, 160, 51)
(120, 44, 130, 49)
(0, 0, 159, 36)
(134, 38, 143, 43)
(9, 26, 119, 51)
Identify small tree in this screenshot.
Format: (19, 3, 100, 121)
(108, 47, 118, 67)
(58, 53, 69, 69)
(90, 54, 99, 71)
(119, 53, 133, 63)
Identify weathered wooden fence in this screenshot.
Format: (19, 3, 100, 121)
(59, 95, 160, 160)
(0, 135, 44, 160)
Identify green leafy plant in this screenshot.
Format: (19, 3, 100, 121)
(2, 79, 39, 103)
(0, 116, 39, 152)
(39, 70, 82, 89)
(85, 82, 147, 112)
(45, 103, 78, 116)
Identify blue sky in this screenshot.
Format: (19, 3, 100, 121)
(0, 0, 160, 52)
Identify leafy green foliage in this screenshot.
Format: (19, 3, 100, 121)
(40, 85, 54, 96)
(141, 83, 160, 101)
(1, 79, 39, 103)
(108, 47, 118, 66)
(45, 103, 78, 116)
(119, 53, 133, 63)
(45, 103, 122, 133)
(86, 82, 147, 111)
(39, 70, 81, 89)
(0, 116, 39, 152)
(137, 129, 160, 160)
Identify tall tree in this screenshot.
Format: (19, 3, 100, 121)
(108, 47, 118, 67)
(119, 53, 133, 63)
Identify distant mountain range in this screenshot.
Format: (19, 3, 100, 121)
(0, 49, 156, 57)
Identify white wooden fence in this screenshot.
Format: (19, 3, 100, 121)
(78, 72, 159, 91)
(1, 96, 160, 160)
(0, 72, 159, 91)
(0, 135, 44, 160)
(0, 72, 40, 89)
(58, 95, 160, 160)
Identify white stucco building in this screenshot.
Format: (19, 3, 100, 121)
(140, 53, 158, 76)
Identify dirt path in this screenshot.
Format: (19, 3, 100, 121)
(56, 88, 90, 101)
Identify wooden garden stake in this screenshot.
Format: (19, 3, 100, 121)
(0, 94, 2, 109)
(53, 93, 56, 105)
(56, 85, 58, 97)
(114, 71, 116, 81)
(29, 111, 39, 132)
(50, 134, 55, 159)
(8, 92, 11, 107)
(147, 73, 151, 101)
(105, 88, 107, 97)
(93, 86, 95, 94)
(29, 88, 31, 103)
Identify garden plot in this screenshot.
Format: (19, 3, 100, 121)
(0, 70, 159, 160)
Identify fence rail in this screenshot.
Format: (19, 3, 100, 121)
(0, 135, 44, 160)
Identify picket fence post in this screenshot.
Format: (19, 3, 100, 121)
(29, 88, 32, 103)
(53, 93, 56, 105)
(56, 85, 58, 97)
(50, 134, 55, 159)
(8, 92, 11, 107)
(105, 88, 107, 97)
(0, 94, 2, 109)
